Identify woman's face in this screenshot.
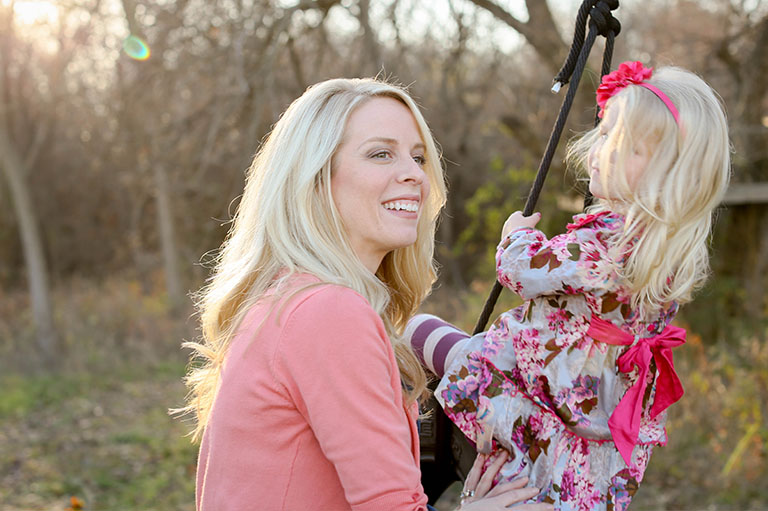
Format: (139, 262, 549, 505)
(331, 96, 430, 273)
(588, 103, 649, 200)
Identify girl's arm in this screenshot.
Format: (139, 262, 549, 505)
(404, 314, 474, 377)
(497, 211, 615, 301)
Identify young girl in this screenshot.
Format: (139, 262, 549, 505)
(407, 61, 730, 510)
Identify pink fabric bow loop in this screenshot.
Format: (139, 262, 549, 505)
(586, 316, 686, 466)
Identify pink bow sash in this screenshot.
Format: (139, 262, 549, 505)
(586, 316, 686, 466)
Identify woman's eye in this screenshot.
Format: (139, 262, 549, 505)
(371, 150, 391, 160)
(412, 155, 426, 166)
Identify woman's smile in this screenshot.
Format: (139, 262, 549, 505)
(382, 195, 420, 217)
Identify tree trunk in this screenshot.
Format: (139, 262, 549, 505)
(0, 128, 59, 365)
(153, 162, 184, 312)
(357, 0, 382, 75)
(120, 0, 186, 311)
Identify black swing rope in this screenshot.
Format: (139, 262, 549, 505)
(420, 2, 623, 502)
(471, 0, 621, 336)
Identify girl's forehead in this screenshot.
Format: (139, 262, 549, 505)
(602, 102, 622, 127)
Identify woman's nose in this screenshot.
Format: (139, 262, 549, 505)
(397, 157, 425, 184)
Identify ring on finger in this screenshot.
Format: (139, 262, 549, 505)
(460, 489, 475, 499)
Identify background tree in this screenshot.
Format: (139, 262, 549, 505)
(0, 1, 92, 365)
(0, 1, 766, 509)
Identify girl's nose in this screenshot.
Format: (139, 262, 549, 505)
(588, 144, 599, 169)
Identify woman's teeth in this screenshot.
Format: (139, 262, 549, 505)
(383, 201, 418, 212)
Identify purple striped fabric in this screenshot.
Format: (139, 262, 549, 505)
(409, 315, 470, 377)
(411, 317, 445, 365)
(432, 331, 469, 376)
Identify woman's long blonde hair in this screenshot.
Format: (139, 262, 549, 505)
(567, 66, 731, 315)
(180, 78, 447, 441)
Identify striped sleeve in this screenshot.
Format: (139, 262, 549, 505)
(404, 314, 471, 377)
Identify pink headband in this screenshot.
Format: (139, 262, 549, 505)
(596, 61, 681, 126)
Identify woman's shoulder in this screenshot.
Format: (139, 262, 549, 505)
(272, 277, 391, 363)
(272, 275, 384, 338)
(279, 276, 375, 317)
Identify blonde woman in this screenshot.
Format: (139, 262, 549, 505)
(405, 62, 730, 511)
(180, 78, 552, 510)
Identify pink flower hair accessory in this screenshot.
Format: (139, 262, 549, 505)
(596, 60, 680, 126)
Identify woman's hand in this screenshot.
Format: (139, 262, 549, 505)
(457, 450, 552, 511)
(501, 211, 541, 240)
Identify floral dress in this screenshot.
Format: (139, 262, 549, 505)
(431, 211, 686, 511)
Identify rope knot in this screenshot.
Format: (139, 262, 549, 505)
(553, 0, 621, 89)
(589, 0, 621, 38)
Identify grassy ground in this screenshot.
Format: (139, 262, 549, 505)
(0, 278, 766, 510)
(0, 277, 199, 511)
(0, 362, 196, 511)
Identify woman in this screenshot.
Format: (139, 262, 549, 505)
(180, 77, 552, 510)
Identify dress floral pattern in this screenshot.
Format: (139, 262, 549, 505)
(435, 211, 683, 511)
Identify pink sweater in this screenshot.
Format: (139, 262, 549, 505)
(196, 275, 429, 511)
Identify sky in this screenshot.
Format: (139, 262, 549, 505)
(4, 0, 583, 54)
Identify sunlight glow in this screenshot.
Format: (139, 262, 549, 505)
(7, 0, 59, 26)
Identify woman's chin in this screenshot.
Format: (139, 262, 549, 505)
(388, 232, 419, 253)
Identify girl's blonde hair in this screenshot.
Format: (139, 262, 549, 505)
(180, 78, 447, 441)
(568, 66, 730, 314)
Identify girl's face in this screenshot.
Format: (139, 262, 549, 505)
(588, 104, 650, 200)
(331, 97, 430, 273)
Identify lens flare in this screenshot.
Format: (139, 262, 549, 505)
(123, 35, 150, 61)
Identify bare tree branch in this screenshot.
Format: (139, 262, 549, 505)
(465, 0, 565, 72)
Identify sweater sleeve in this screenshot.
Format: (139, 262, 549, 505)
(274, 285, 428, 511)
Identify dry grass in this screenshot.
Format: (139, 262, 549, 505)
(0, 277, 765, 510)
(0, 274, 198, 511)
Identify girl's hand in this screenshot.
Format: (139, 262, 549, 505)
(457, 450, 553, 511)
(501, 211, 541, 240)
